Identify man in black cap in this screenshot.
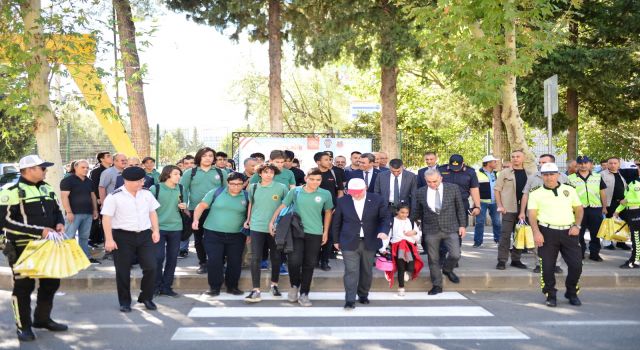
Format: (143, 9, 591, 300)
(101, 166, 161, 312)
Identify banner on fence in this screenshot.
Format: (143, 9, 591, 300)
(238, 137, 373, 172)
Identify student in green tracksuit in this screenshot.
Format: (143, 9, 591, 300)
(269, 168, 334, 307)
(150, 165, 186, 297)
(192, 172, 248, 296)
(249, 150, 296, 189)
(179, 147, 228, 274)
(614, 177, 640, 269)
(244, 164, 289, 303)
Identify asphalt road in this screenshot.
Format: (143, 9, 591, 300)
(0, 288, 639, 350)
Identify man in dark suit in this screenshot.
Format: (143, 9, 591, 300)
(374, 158, 417, 216)
(333, 178, 390, 310)
(345, 153, 379, 193)
(417, 151, 439, 188)
(412, 169, 466, 295)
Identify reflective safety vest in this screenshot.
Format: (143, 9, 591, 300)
(476, 169, 496, 203)
(616, 180, 640, 213)
(568, 172, 602, 208)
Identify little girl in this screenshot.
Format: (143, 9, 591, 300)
(381, 205, 424, 296)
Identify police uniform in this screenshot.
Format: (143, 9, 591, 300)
(101, 167, 160, 312)
(567, 164, 607, 260)
(0, 156, 67, 341)
(615, 180, 640, 268)
(528, 165, 583, 305)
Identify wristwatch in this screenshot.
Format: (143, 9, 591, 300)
(572, 224, 581, 229)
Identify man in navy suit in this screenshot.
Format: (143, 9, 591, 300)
(417, 151, 439, 189)
(345, 153, 380, 193)
(333, 178, 390, 310)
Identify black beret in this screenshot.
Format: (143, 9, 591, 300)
(122, 166, 146, 181)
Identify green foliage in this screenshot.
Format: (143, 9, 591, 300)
(56, 100, 114, 163)
(403, 0, 566, 109)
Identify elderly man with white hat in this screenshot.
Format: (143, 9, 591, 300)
(332, 178, 390, 310)
(473, 155, 501, 248)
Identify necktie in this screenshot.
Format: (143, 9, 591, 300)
(393, 175, 400, 205)
(435, 187, 441, 214)
(364, 171, 369, 187)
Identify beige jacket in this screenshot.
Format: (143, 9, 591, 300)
(494, 168, 536, 213)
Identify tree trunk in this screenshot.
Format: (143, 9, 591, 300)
(492, 104, 506, 168)
(380, 65, 399, 159)
(268, 0, 283, 132)
(114, 0, 148, 157)
(566, 21, 579, 160)
(20, 0, 64, 194)
(501, 20, 536, 171)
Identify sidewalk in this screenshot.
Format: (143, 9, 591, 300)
(1, 228, 638, 292)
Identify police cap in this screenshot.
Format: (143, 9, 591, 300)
(448, 154, 464, 171)
(122, 166, 146, 181)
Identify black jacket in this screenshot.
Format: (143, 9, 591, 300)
(274, 211, 304, 253)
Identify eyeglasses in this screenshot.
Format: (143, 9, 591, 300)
(228, 182, 244, 186)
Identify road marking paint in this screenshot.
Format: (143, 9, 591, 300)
(188, 306, 493, 318)
(538, 320, 640, 326)
(172, 326, 528, 340)
(72, 324, 150, 330)
(184, 291, 466, 301)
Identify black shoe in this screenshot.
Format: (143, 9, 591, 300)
(496, 261, 506, 270)
(197, 264, 207, 274)
(344, 302, 356, 310)
(119, 304, 132, 313)
(139, 300, 157, 310)
(565, 293, 582, 306)
(545, 295, 557, 307)
(320, 262, 331, 271)
(205, 289, 220, 296)
(159, 290, 179, 298)
(620, 262, 640, 269)
(358, 296, 370, 304)
(178, 250, 189, 259)
(443, 270, 460, 283)
(89, 258, 102, 264)
(555, 266, 563, 274)
(472, 243, 481, 248)
(533, 265, 541, 273)
(17, 327, 36, 342)
(32, 319, 68, 332)
(589, 254, 603, 262)
(616, 242, 631, 250)
(428, 286, 443, 295)
(605, 244, 616, 250)
(227, 288, 244, 295)
(510, 261, 528, 269)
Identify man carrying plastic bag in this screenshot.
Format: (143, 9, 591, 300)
(0, 155, 69, 342)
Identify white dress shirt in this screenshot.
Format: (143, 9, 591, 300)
(388, 172, 403, 203)
(101, 187, 160, 231)
(353, 194, 366, 238)
(426, 183, 444, 213)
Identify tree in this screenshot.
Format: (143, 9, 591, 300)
(518, 0, 640, 159)
(113, 0, 151, 157)
(165, 0, 296, 132)
(290, 0, 421, 158)
(405, 0, 568, 169)
(0, 101, 36, 162)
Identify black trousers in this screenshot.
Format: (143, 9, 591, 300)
(579, 207, 603, 256)
(538, 225, 582, 298)
(395, 248, 416, 288)
(624, 208, 640, 264)
(112, 229, 157, 306)
(10, 249, 60, 330)
(319, 211, 335, 264)
(288, 233, 323, 295)
(191, 209, 210, 265)
(203, 230, 246, 291)
(250, 230, 281, 288)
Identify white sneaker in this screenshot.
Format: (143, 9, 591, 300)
(298, 293, 312, 307)
(398, 288, 405, 296)
(287, 286, 299, 303)
(404, 272, 410, 282)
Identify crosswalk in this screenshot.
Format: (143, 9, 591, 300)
(172, 292, 529, 341)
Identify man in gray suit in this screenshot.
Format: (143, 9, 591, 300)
(412, 169, 467, 295)
(374, 159, 417, 217)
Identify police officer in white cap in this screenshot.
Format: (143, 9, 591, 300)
(0, 155, 67, 341)
(101, 166, 160, 312)
(527, 163, 584, 307)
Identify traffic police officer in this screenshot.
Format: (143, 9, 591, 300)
(101, 166, 161, 312)
(528, 163, 584, 307)
(614, 177, 640, 269)
(567, 156, 608, 261)
(0, 155, 68, 341)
